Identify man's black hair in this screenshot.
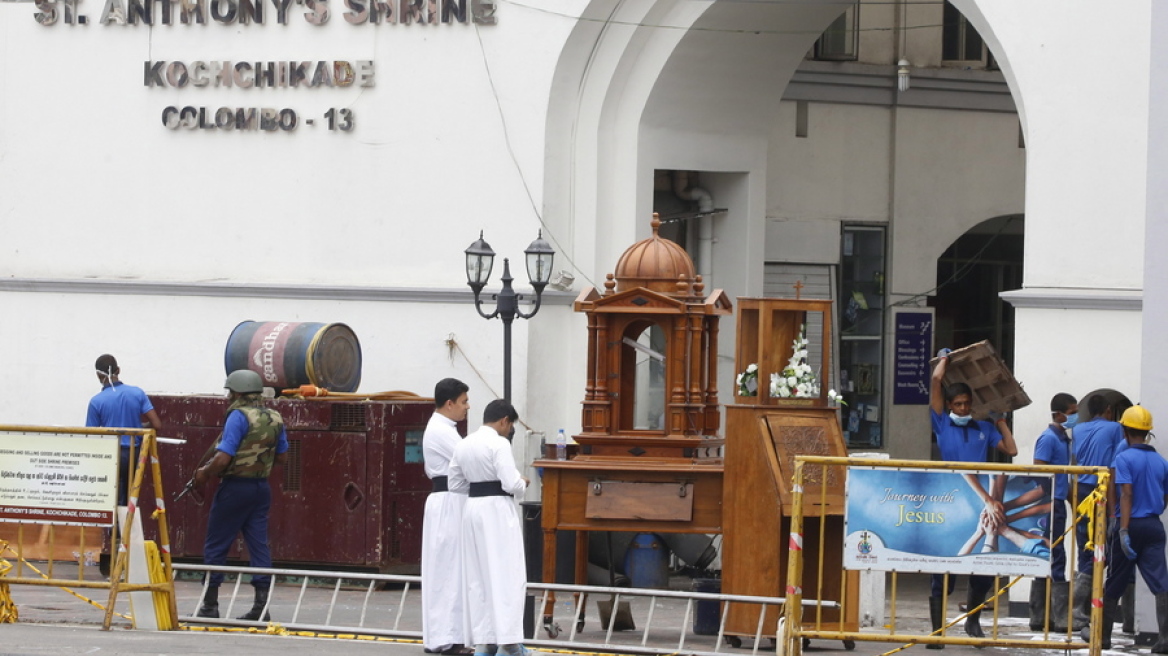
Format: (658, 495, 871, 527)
(434, 378, 469, 409)
(483, 399, 518, 424)
(1086, 394, 1109, 419)
(1050, 392, 1077, 414)
(944, 382, 973, 402)
(1124, 426, 1150, 441)
(95, 354, 119, 376)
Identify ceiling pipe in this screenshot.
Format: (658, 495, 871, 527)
(672, 171, 714, 213)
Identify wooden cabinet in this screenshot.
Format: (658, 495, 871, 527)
(733, 297, 833, 408)
(722, 298, 858, 640)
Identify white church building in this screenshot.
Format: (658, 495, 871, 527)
(2, 0, 1166, 621)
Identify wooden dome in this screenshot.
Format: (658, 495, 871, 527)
(612, 214, 697, 295)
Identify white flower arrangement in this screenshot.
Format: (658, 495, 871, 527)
(827, 389, 847, 407)
(769, 325, 821, 399)
(736, 363, 759, 397)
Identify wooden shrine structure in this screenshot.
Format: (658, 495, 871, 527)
(535, 216, 857, 643)
(535, 215, 730, 615)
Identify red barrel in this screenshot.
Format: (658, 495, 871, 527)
(224, 321, 362, 392)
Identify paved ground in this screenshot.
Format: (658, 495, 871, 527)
(0, 563, 1138, 655)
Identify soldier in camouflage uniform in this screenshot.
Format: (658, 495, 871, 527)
(194, 369, 288, 621)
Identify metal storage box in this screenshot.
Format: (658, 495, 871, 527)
(147, 394, 435, 573)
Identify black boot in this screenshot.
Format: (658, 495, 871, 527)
(1071, 572, 1092, 629)
(1123, 583, 1136, 634)
(1152, 592, 1168, 653)
(237, 585, 271, 622)
(1080, 596, 1117, 649)
(964, 584, 987, 640)
(1028, 578, 1048, 631)
(196, 585, 220, 618)
(1049, 580, 1071, 632)
(927, 596, 946, 650)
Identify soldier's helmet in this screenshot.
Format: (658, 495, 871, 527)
(224, 369, 264, 394)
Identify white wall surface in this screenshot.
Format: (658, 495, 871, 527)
(0, 2, 591, 433)
(1135, 0, 1168, 636)
(768, 102, 893, 223)
(1010, 307, 1144, 466)
(956, 0, 1151, 292)
(0, 289, 577, 434)
(0, 1, 573, 288)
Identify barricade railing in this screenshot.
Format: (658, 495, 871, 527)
(174, 562, 831, 655)
(0, 425, 178, 630)
(783, 456, 1111, 656)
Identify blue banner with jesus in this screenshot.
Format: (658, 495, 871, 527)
(844, 467, 1054, 576)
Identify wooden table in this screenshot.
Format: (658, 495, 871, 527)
(535, 456, 723, 629)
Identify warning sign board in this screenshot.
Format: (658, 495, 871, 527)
(0, 432, 119, 526)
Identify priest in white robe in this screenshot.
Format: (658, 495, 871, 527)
(421, 378, 472, 654)
(448, 399, 529, 656)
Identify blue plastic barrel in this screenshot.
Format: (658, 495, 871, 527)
(225, 321, 362, 392)
(692, 578, 721, 635)
(623, 533, 670, 589)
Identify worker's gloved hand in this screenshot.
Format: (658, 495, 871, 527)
(936, 348, 952, 358)
(1120, 528, 1137, 560)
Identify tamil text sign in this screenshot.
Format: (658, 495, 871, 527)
(0, 432, 119, 526)
(844, 467, 1052, 577)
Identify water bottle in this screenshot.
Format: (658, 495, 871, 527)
(556, 429, 567, 461)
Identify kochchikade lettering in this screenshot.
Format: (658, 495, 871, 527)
(144, 60, 375, 89)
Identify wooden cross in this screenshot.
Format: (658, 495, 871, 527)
(792, 279, 804, 300)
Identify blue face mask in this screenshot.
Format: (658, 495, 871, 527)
(949, 412, 972, 427)
(1062, 412, 1080, 430)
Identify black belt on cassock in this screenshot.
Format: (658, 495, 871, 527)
(431, 476, 449, 493)
(469, 480, 509, 497)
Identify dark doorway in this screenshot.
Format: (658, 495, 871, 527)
(931, 215, 1024, 367)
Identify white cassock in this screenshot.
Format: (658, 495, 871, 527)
(448, 425, 528, 646)
(421, 412, 469, 651)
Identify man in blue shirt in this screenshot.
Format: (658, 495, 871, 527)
(1081, 405, 1168, 651)
(86, 354, 163, 504)
(86, 354, 162, 577)
(1030, 392, 1078, 631)
(926, 351, 1017, 648)
(1070, 394, 1126, 627)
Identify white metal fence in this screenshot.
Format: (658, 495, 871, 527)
(173, 563, 825, 656)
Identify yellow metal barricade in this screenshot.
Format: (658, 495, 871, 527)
(782, 456, 1110, 656)
(0, 425, 178, 630)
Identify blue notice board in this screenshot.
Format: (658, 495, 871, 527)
(893, 311, 933, 405)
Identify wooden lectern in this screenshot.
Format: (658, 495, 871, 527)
(722, 297, 859, 645)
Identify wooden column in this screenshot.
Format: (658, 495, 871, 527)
(705, 317, 721, 432)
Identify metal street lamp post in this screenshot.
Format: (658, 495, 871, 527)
(465, 230, 555, 403)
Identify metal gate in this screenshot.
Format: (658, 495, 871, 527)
(782, 456, 1111, 655)
(174, 562, 825, 655)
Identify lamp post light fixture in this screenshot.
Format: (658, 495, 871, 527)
(465, 230, 556, 403)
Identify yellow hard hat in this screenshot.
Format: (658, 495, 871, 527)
(1120, 405, 1154, 431)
